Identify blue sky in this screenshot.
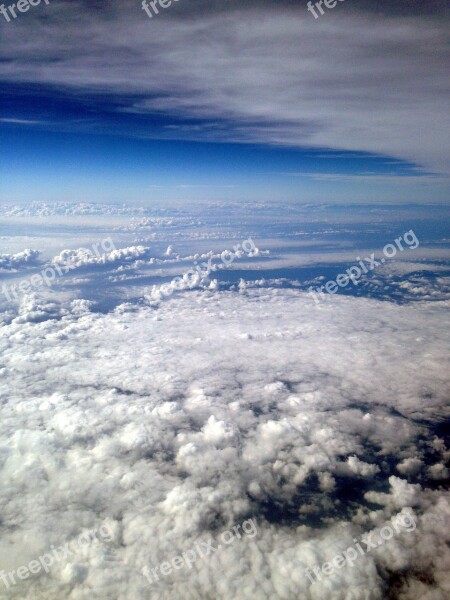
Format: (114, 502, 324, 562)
(2, 124, 447, 205)
(0, 0, 449, 205)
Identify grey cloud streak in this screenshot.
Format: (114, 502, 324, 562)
(0, 2, 449, 172)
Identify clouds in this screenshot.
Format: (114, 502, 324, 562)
(52, 244, 151, 269)
(0, 202, 149, 217)
(0, 205, 448, 599)
(1, 1, 449, 173)
(1, 1, 449, 592)
(1, 202, 448, 315)
(0, 283, 449, 599)
(0, 249, 40, 271)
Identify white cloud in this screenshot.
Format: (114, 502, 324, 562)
(0, 249, 40, 272)
(397, 457, 423, 476)
(52, 245, 152, 269)
(0, 287, 449, 598)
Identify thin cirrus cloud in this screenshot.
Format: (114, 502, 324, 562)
(0, 1, 449, 175)
(281, 172, 450, 185)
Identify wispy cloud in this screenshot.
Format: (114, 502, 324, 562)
(1, 1, 449, 174)
(0, 118, 45, 125)
(281, 172, 450, 184)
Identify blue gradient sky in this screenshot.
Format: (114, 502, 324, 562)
(2, 125, 448, 205)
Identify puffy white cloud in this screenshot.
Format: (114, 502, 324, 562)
(52, 245, 152, 269)
(364, 476, 423, 510)
(0, 249, 40, 271)
(397, 457, 423, 476)
(335, 455, 380, 478)
(0, 286, 449, 599)
(428, 464, 450, 481)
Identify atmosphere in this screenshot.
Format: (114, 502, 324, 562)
(1, 0, 449, 204)
(0, 2, 449, 600)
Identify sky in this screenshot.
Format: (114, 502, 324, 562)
(0, 0, 449, 204)
(0, 4, 450, 597)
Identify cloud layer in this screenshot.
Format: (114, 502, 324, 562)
(1, 2, 449, 172)
(0, 286, 449, 599)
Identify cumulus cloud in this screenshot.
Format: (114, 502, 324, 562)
(0, 285, 449, 599)
(52, 245, 152, 269)
(0, 249, 40, 271)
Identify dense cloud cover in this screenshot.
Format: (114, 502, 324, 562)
(0, 285, 449, 599)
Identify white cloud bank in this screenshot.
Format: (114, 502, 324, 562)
(52, 245, 152, 269)
(0, 288, 449, 599)
(0, 250, 40, 272)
